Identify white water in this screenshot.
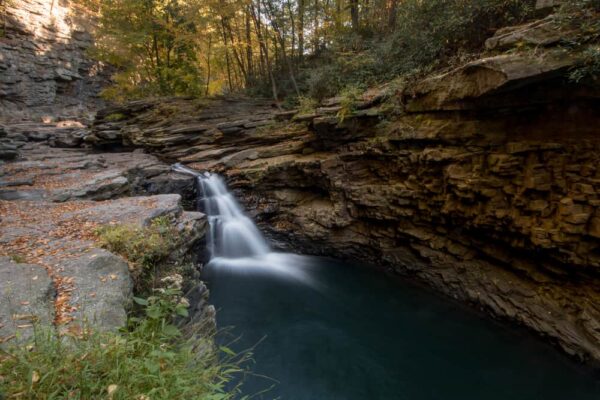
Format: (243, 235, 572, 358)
(172, 163, 315, 284)
(173, 163, 269, 258)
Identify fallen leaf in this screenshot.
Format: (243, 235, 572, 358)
(32, 371, 40, 384)
(107, 384, 118, 399)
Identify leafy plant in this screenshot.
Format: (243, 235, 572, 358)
(105, 112, 127, 122)
(570, 47, 600, 82)
(0, 289, 248, 399)
(296, 96, 319, 114)
(8, 253, 26, 263)
(337, 85, 363, 122)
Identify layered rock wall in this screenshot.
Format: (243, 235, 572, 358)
(0, 0, 109, 121)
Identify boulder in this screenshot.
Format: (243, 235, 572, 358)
(0, 257, 54, 345)
(63, 249, 132, 331)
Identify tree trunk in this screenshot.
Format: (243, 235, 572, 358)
(245, 7, 254, 84)
(388, 0, 398, 30)
(350, 0, 359, 31)
(205, 35, 212, 96)
(220, 17, 233, 92)
(263, 0, 300, 96)
(250, 2, 279, 104)
(298, 0, 304, 63)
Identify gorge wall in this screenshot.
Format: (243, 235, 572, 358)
(0, 0, 109, 121)
(87, 17, 600, 364)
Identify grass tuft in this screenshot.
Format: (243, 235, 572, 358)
(0, 288, 248, 400)
(95, 217, 179, 290)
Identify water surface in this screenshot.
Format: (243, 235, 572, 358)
(203, 254, 600, 400)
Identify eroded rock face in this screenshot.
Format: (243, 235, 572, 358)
(93, 25, 600, 364)
(0, 0, 110, 121)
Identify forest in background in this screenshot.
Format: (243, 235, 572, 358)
(74, 0, 599, 104)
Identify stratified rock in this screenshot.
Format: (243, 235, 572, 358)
(485, 16, 573, 51)
(0, 139, 196, 202)
(405, 49, 583, 111)
(0, 136, 208, 334)
(0, 141, 18, 160)
(0, 0, 110, 121)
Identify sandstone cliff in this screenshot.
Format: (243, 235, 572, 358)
(0, 0, 109, 121)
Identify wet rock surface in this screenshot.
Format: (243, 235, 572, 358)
(95, 30, 600, 364)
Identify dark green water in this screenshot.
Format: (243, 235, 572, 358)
(203, 254, 600, 400)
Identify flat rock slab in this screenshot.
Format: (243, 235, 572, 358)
(0, 138, 195, 202)
(0, 256, 54, 345)
(63, 248, 131, 331)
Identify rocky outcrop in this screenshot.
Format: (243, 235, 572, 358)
(0, 124, 197, 202)
(0, 0, 110, 121)
(0, 123, 209, 343)
(87, 96, 281, 156)
(91, 20, 600, 364)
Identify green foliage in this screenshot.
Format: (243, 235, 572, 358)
(296, 96, 319, 114)
(304, 52, 378, 100)
(95, 217, 178, 289)
(88, 0, 206, 100)
(570, 47, 600, 82)
(8, 253, 26, 263)
(336, 85, 362, 122)
(555, 0, 600, 83)
(105, 112, 127, 122)
(301, 0, 535, 99)
(0, 289, 246, 399)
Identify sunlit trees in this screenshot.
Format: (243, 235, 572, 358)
(77, 0, 539, 101)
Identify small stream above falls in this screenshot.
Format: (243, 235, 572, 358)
(172, 164, 600, 400)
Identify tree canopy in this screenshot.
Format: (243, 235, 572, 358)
(75, 0, 598, 102)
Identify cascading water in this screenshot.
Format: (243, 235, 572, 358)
(173, 163, 269, 259)
(172, 163, 312, 284)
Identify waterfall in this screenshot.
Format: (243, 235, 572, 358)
(172, 163, 316, 286)
(172, 163, 270, 259)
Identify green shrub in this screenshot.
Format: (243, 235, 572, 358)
(296, 96, 319, 114)
(337, 85, 363, 122)
(8, 253, 26, 263)
(301, 0, 535, 100)
(95, 217, 179, 290)
(304, 52, 378, 100)
(570, 47, 600, 82)
(105, 112, 127, 122)
(0, 289, 247, 399)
